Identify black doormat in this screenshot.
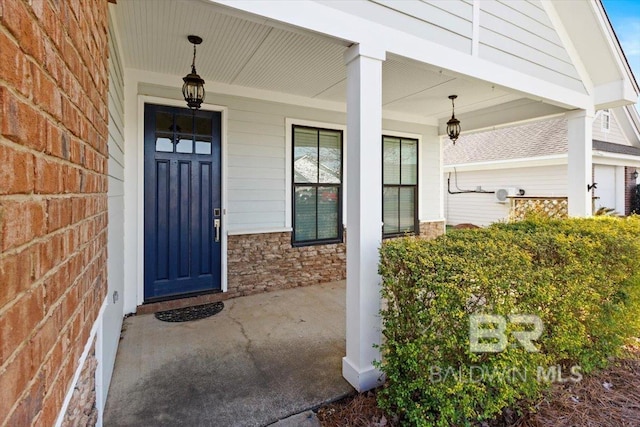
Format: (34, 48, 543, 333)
(154, 301, 224, 322)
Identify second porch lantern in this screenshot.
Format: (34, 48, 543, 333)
(447, 95, 461, 144)
(182, 35, 205, 110)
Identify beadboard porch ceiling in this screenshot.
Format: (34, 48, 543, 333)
(112, 0, 566, 126)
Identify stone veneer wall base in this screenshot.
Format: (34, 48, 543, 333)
(419, 220, 446, 239)
(62, 339, 98, 427)
(139, 222, 445, 313)
(227, 231, 346, 297)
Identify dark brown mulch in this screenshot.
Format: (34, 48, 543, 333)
(317, 347, 640, 427)
(517, 348, 640, 427)
(316, 391, 394, 427)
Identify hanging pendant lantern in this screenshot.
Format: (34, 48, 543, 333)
(446, 95, 461, 144)
(182, 35, 205, 110)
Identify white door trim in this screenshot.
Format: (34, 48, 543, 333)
(136, 95, 229, 306)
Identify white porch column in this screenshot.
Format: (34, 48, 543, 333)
(566, 109, 594, 217)
(342, 44, 386, 392)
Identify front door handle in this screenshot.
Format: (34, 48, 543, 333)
(214, 219, 221, 242)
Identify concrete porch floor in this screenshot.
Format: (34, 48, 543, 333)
(104, 281, 354, 426)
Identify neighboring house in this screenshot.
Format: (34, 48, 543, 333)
(1, 1, 638, 426)
(444, 106, 640, 226)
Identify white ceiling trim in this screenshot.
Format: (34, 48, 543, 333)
(113, 0, 581, 126)
(128, 68, 346, 111)
(126, 68, 437, 125)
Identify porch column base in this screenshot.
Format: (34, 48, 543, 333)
(342, 357, 384, 392)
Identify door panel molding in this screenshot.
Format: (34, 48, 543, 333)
(134, 96, 228, 308)
(143, 103, 223, 301)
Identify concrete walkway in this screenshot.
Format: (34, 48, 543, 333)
(104, 281, 354, 426)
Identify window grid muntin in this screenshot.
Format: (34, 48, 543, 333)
(292, 125, 343, 246)
(155, 109, 214, 155)
(382, 135, 419, 238)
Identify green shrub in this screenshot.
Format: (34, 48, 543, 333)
(377, 216, 640, 426)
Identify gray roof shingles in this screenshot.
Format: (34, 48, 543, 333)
(443, 118, 568, 165)
(593, 140, 640, 156)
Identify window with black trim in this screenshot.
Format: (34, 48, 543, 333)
(292, 125, 343, 245)
(383, 135, 418, 237)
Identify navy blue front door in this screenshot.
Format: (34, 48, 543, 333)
(143, 104, 222, 301)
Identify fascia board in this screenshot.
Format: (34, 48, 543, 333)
(443, 154, 567, 172)
(593, 151, 640, 167)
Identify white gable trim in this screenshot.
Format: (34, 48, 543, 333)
(540, 0, 593, 93)
(614, 107, 640, 147)
(593, 0, 640, 94)
(593, 80, 639, 110)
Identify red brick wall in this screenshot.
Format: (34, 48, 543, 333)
(0, 1, 109, 425)
(625, 167, 638, 216)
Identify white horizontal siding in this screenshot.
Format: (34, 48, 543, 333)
(318, 0, 473, 53)
(372, 0, 473, 36)
(136, 84, 441, 233)
(444, 164, 567, 226)
(227, 143, 283, 159)
(227, 120, 286, 138)
(103, 15, 126, 418)
(228, 178, 283, 190)
(224, 95, 441, 232)
(227, 189, 285, 202)
(224, 96, 343, 231)
(478, 0, 585, 93)
(227, 155, 283, 169)
(593, 111, 630, 145)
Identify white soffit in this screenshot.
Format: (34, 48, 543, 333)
(230, 28, 347, 97)
(113, 0, 564, 122)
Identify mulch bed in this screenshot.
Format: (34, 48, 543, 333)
(317, 391, 391, 427)
(317, 347, 640, 427)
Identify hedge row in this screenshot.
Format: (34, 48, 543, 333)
(377, 216, 640, 426)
